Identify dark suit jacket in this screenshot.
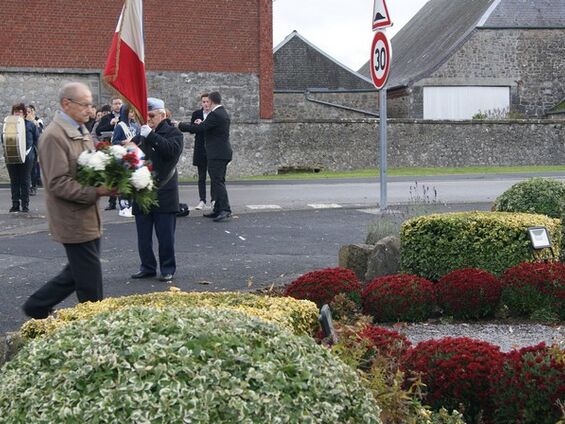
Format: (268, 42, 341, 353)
(189, 108, 206, 166)
(95, 112, 119, 136)
(180, 105, 232, 161)
(130, 119, 184, 214)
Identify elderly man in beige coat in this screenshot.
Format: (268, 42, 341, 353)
(22, 82, 115, 319)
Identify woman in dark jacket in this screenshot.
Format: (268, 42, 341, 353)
(5, 103, 39, 212)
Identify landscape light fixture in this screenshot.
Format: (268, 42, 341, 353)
(527, 226, 551, 250)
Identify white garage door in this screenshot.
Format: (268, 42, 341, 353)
(423, 86, 510, 120)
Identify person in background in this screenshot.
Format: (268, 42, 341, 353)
(178, 91, 232, 222)
(130, 97, 184, 283)
(178, 93, 213, 210)
(90, 104, 111, 145)
(5, 103, 39, 212)
(95, 97, 122, 138)
(111, 104, 140, 217)
(22, 82, 115, 319)
(84, 104, 97, 132)
(26, 104, 44, 196)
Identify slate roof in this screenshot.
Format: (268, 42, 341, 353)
(274, 31, 374, 91)
(358, 0, 565, 89)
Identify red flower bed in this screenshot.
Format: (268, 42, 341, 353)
(500, 261, 565, 319)
(492, 343, 565, 424)
(436, 268, 502, 319)
(362, 274, 435, 322)
(358, 325, 412, 359)
(284, 267, 361, 307)
(401, 337, 505, 423)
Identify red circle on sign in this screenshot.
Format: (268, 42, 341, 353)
(370, 31, 391, 90)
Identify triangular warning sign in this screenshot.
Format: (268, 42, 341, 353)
(372, 0, 392, 30)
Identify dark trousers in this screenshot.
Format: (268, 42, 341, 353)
(208, 159, 231, 213)
(7, 154, 34, 208)
(31, 157, 41, 188)
(197, 162, 214, 203)
(135, 212, 177, 276)
(23, 238, 103, 319)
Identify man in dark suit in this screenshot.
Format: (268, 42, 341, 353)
(183, 93, 213, 210)
(130, 97, 184, 282)
(178, 91, 232, 222)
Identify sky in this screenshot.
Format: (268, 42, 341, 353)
(273, 0, 430, 72)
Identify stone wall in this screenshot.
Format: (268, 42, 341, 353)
(388, 28, 565, 119)
(427, 29, 565, 118)
(0, 69, 260, 123)
(1, 89, 563, 180)
(183, 118, 564, 178)
(273, 91, 378, 120)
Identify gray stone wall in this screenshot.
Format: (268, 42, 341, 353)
(0, 68, 101, 119)
(274, 91, 378, 120)
(421, 28, 565, 118)
(2, 117, 564, 180)
(183, 118, 563, 178)
(0, 69, 259, 124)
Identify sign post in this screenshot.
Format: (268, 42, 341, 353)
(370, 29, 392, 210)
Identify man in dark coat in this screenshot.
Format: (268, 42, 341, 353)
(95, 97, 122, 137)
(130, 97, 184, 282)
(184, 93, 213, 210)
(179, 91, 232, 222)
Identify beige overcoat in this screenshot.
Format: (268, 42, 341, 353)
(38, 111, 100, 244)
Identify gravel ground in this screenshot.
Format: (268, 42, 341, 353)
(389, 322, 565, 352)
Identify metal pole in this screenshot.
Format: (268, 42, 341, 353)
(379, 87, 387, 210)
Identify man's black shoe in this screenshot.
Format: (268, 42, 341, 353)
(22, 206, 29, 213)
(105, 204, 117, 211)
(213, 211, 232, 222)
(203, 211, 219, 218)
(131, 271, 156, 279)
(159, 274, 173, 282)
(9, 206, 19, 213)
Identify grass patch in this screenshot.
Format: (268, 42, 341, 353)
(227, 165, 565, 181)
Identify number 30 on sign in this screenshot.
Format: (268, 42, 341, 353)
(370, 31, 391, 90)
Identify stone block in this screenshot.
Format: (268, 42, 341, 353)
(365, 236, 401, 282)
(338, 243, 374, 281)
(0, 332, 24, 367)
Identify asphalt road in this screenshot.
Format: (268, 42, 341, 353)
(2, 172, 557, 334)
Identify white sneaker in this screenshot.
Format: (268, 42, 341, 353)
(211, 200, 215, 209)
(119, 207, 133, 218)
(195, 200, 206, 210)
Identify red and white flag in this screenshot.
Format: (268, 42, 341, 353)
(103, 0, 147, 123)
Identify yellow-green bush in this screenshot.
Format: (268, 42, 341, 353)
(401, 211, 560, 280)
(20, 288, 319, 339)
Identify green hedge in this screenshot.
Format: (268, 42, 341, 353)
(493, 177, 565, 218)
(400, 211, 560, 280)
(1, 307, 382, 423)
(20, 289, 319, 340)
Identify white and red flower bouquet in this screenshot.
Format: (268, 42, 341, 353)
(77, 141, 157, 213)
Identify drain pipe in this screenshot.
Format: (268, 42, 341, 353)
(304, 89, 379, 117)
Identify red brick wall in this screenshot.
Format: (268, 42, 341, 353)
(0, 0, 273, 116)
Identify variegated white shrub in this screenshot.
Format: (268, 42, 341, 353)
(1, 306, 382, 423)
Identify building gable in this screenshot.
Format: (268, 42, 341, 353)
(274, 31, 373, 91)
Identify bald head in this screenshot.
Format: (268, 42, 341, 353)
(59, 82, 93, 124)
(59, 82, 92, 105)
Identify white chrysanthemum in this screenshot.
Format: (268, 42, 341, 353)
(109, 145, 127, 159)
(88, 151, 111, 171)
(130, 166, 152, 190)
(77, 150, 92, 166)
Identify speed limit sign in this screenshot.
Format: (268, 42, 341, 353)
(370, 31, 391, 90)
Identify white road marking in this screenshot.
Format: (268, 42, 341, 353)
(307, 203, 342, 209)
(246, 204, 282, 210)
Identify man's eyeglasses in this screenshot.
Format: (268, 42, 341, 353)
(67, 98, 93, 109)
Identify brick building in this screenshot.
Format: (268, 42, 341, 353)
(359, 0, 565, 119)
(0, 0, 273, 122)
